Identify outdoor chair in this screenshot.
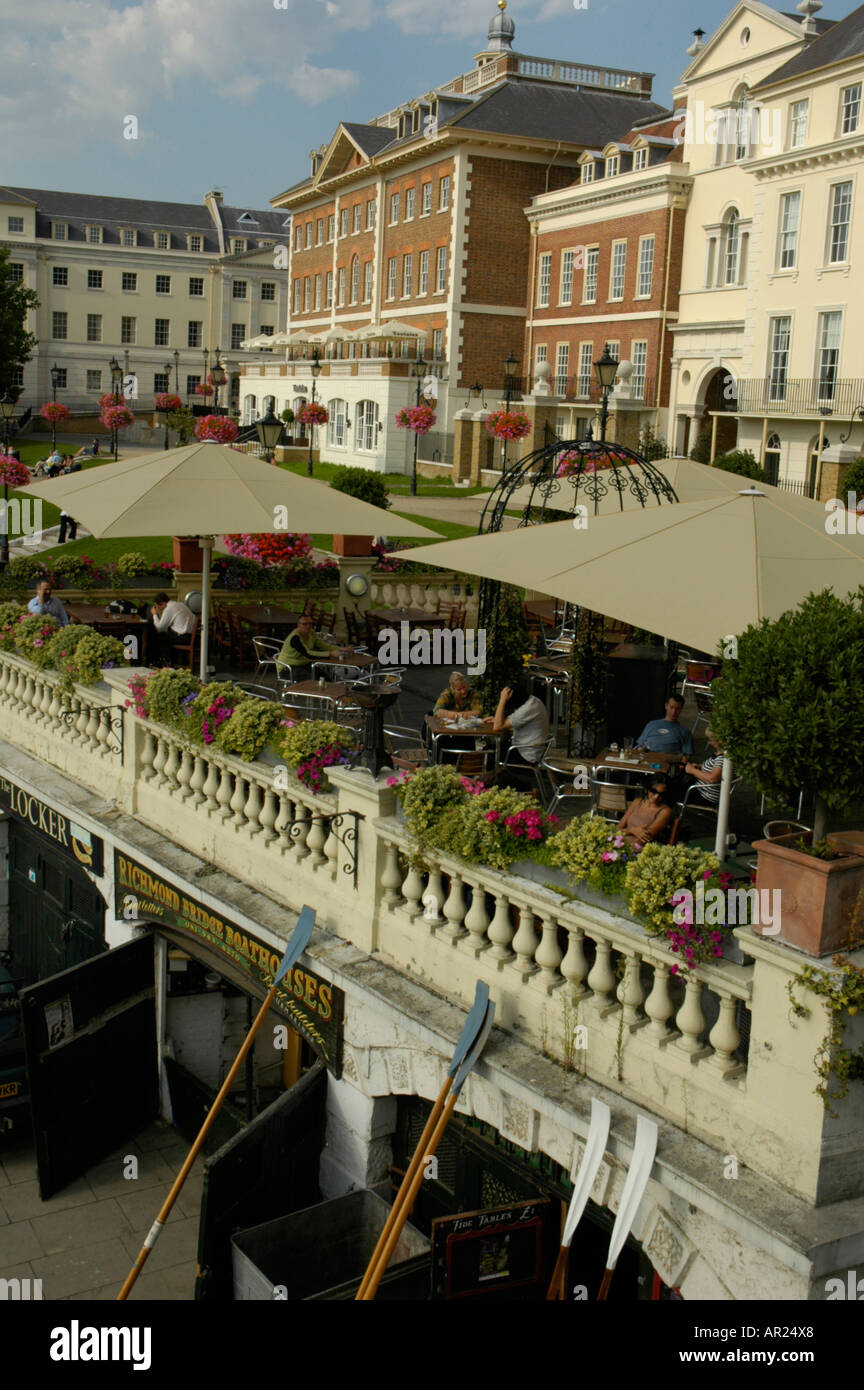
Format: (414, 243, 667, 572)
(384, 724, 429, 774)
(542, 755, 591, 816)
(274, 658, 307, 696)
(682, 660, 720, 702)
(762, 820, 811, 841)
(227, 608, 254, 665)
(236, 683, 277, 702)
(589, 769, 640, 823)
(343, 608, 369, 647)
(494, 736, 555, 802)
(691, 689, 715, 737)
(436, 598, 466, 630)
(281, 692, 339, 720)
(668, 777, 742, 846)
(439, 747, 495, 781)
(252, 636, 282, 686)
(170, 618, 199, 672)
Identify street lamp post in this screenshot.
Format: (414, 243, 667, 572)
(109, 356, 123, 461)
(49, 363, 61, 450)
(162, 361, 174, 450)
(594, 343, 619, 444)
(255, 404, 284, 466)
(410, 353, 427, 497)
(501, 351, 519, 471)
(173, 349, 180, 394)
(210, 350, 227, 414)
(0, 392, 17, 571)
(307, 348, 322, 476)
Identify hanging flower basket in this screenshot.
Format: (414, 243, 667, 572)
(0, 455, 31, 488)
(154, 393, 182, 413)
(40, 401, 71, 426)
(298, 402, 328, 428)
(97, 392, 121, 410)
(195, 382, 214, 397)
(557, 450, 618, 477)
(485, 410, 531, 441)
(100, 404, 135, 431)
(395, 404, 436, 435)
(194, 415, 239, 444)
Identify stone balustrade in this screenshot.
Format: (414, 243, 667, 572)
(0, 649, 861, 1206)
(369, 574, 478, 627)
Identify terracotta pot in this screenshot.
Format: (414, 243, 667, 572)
(333, 535, 374, 557)
(752, 833, 864, 956)
(172, 536, 203, 571)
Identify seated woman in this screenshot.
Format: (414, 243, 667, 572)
(434, 671, 483, 721)
(617, 779, 674, 849)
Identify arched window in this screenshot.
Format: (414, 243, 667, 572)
(293, 395, 308, 440)
(764, 432, 781, 485)
(355, 399, 379, 452)
(327, 399, 348, 448)
(242, 394, 257, 426)
(808, 435, 829, 499)
(350, 256, 359, 305)
(724, 209, 740, 285)
(734, 86, 753, 160)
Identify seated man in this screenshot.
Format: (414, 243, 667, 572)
(635, 694, 694, 757)
(150, 592, 196, 664)
(617, 779, 674, 849)
(28, 580, 70, 628)
(277, 613, 338, 681)
(489, 675, 550, 787)
(434, 671, 483, 721)
(684, 729, 725, 805)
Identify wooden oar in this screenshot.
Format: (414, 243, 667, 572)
(355, 982, 490, 1301)
(116, 907, 315, 1301)
(357, 997, 495, 1301)
(546, 1098, 611, 1300)
(596, 1113, 658, 1301)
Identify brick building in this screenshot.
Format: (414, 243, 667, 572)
(239, 1, 666, 472)
(524, 109, 691, 447)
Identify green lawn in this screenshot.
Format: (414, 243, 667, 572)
(5, 448, 118, 536)
(278, 458, 487, 498)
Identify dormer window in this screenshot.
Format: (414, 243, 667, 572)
(580, 163, 594, 185)
(237, 212, 259, 224)
(188, 234, 202, 252)
(633, 147, 648, 170)
(605, 155, 619, 177)
(52, 222, 67, 240)
(86, 225, 103, 244)
(232, 238, 247, 254)
(121, 228, 137, 247)
(155, 231, 170, 249)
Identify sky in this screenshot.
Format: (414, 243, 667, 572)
(0, 0, 847, 212)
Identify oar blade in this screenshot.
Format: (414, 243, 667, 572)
(604, 1114, 658, 1273)
(562, 1099, 611, 1247)
(273, 906, 315, 986)
(447, 981, 490, 1078)
(452, 1000, 495, 1096)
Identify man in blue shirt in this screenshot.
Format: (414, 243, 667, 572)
(28, 581, 70, 628)
(635, 694, 694, 756)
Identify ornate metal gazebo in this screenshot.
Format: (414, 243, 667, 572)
(476, 437, 680, 754)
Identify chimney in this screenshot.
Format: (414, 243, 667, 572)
(686, 28, 705, 58)
(207, 189, 224, 204)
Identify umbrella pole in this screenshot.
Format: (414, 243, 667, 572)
(714, 754, 734, 862)
(199, 536, 213, 683)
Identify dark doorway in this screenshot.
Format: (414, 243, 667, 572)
(8, 823, 106, 986)
(702, 369, 739, 457)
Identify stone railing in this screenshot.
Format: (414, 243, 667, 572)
(1, 651, 861, 1205)
(369, 573, 477, 625)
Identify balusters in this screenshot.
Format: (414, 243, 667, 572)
(189, 754, 208, 808)
(535, 912, 563, 991)
(644, 960, 676, 1040)
(38, 677, 53, 725)
(324, 819, 339, 876)
(176, 749, 194, 800)
(381, 839, 403, 905)
(96, 708, 112, 756)
(511, 903, 538, 979)
(707, 992, 741, 1071)
(675, 975, 708, 1055)
(202, 759, 221, 813)
(229, 774, 248, 827)
(274, 792, 292, 847)
(442, 873, 467, 942)
(291, 800, 310, 856)
(162, 740, 181, 792)
(561, 927, 589, 994)
(421, 868, 446, 928)
(306, 814, 327, 866)
(151, 734, 169, 788)
(587, 939, 617, 1008)
(616, 951, 646, 1027)
(259, 787, 279, 844)
(140, 730, 157, 782)
(216, 764, 234, 818)
(400, 862, 425, 919)
(487, 890, 514, 961)
(242, 779, 263, 835)
(464, 880, 490, 954)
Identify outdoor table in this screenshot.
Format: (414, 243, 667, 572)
(282, 679, 348, 708)
(592, 748, 686, 778)
(424, 714, 507, 770)
(67, 604, 150, 663)
(231, 604, 304, 636)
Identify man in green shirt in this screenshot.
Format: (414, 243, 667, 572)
(278, 613, 338, 679)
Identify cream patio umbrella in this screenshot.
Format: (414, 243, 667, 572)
(399, 486, 864, 655)
(22, 441, 435, 680)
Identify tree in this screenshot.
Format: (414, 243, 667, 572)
(688, 426, 712, 464)
(710, 588, 864, 839)
(839, 456, 864, 504)
(329, 466, 390, 511)
(711, 449, 764, 481)
(0, 246, 39, 395)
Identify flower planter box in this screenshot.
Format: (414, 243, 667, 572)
(752, 833, 864, 956)
(333, 535, 374, 557)
(173, 537, 203, 571)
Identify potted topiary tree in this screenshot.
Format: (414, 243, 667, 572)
(711, 587, 864, 956)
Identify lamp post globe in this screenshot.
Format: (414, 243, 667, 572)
(255, 404, 284, 466)
(307, 348, 322, 476)
(593, 343, 619, 444)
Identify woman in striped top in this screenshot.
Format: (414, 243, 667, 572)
(684, 731, 725, 805)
